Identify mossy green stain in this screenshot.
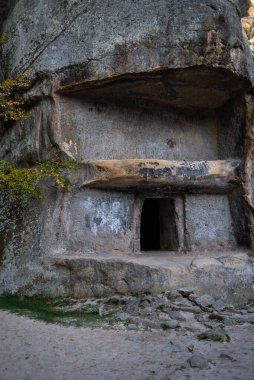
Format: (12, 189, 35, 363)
(0, 297, 111, 327)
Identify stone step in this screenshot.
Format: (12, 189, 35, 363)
(49, 251, 254, 303)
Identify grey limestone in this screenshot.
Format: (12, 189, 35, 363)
(0, 0, 254, 298)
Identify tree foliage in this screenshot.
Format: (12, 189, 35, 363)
(0, 160, 80, 202)
(0, 35, 80, 201)
(0, 36, 30, 122)
(0, 75, 29, 122)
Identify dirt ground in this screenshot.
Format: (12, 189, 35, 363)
(0, 310, 254, 380)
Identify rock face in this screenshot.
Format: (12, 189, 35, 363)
(0, 0, 254, 297)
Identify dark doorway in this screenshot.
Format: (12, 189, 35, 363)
(140, 198, 178, 251)
(140, 199, 160, 250)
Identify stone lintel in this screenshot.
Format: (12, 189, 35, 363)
(79, 159, 241, 193)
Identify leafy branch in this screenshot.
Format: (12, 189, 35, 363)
(0, 160, 80, 202)
(0, 75, 30, 122)
(0, 35, 80, 201)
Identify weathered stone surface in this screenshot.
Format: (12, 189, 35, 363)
(198, 328, 230, 342)
(161, 319, 179, 329)
(194, 295, 215, 309)
(77, 159, 241, 193)
(177, 288, 195, 297)
(0, 0, 254, 298)
(1, 0, 253, 84)
(55, 257, 172, 298)
(212, 299, 227, 312)
(219, 256, 248, 268)
(187, 355, 208, 369)
(191, 258, 224, 270)
(168, 311, 186, 321)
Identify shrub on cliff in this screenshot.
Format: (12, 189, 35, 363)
(0, 36, 79, 201)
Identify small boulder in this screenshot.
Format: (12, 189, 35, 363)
(161, 319, 179, 330)
(168, 310, 186, 321)
(198, 328, 230, 342)
(195, 295, 215, 309)
(212, 299, 226, 312)
(177, 287, 194, 297)
(191, 257, 223, 270)
(188, 355, 208, 369)
(177, 299, 193, 308)
(116, 313, 130, 322)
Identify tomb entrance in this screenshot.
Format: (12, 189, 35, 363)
(140, 198, 178, 252)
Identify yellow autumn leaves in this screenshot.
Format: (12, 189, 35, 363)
(0, 76, 29, 122)
(249, 1, 254, 17)
(0, 35, 80, 201)
(0, 160, 80, 202)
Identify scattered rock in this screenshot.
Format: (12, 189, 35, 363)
(177, 287, 194, 297)
(116, 313, 130, 322)
(223, 305, 236, 312)
(218, 257, 247, 269)
(198, 328, 230, 343)
(239, 313, 254, 324)
(168, 310, 186, 321)
(142, 319, 160, 330)
(107, 296, 128, 305)
(247, 306, 254, 313)
(196, 314, 209, 323)
(204, 321, 224, 329)
(187, 355, 208, 369)
(223, 317, 237, 326)
(212, 299, 226, 312)
(127, 324, 139, 331)
(49, 292, 254, 334)
(126, 300, 139, 314)
(165, 290, 182, 300)
(176, 305, 201, 314)
(219, 313, 254, 325)
(191, 257, 223, 270)
(176, 299, 193, 307)
(209, 313, 224, 322)
(159, 312, 171, 321)
(125, 335, 138, 342)
(161, 319, 179, 330)
(195, 295, 215, 309)
(219, 353, 234, 361)
(187, 344, 195, 352)
(188, 294, 198, 302)
(142, 307, 153, 316)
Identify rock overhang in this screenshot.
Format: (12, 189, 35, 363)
(56, 66, 252, 110)
(1, 0, 253, 88)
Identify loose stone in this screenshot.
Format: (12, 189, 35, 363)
(176, 299, 194, 308)
(177, 288, 195, 297)
(204, 321, 224, 329)
(191, 257, 223, 270)
(187, 355, 208, 369)
(127, 324, 139, 331)
(161, 319, 179, 329)
(159, 312, 171, 321)
(218, 257, 247, 269)
(197, 328, 230, 343)
(195, 295, 215, 309)
(219, 353, 234, 361)
(116, 313, 130, 322)
(168, 310, 186, 321)
(212, 299, 226, 312)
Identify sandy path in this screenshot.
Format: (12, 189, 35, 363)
(0, 310, 254, 380)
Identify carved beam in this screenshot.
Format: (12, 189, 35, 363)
(78, 159, 241, 193)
